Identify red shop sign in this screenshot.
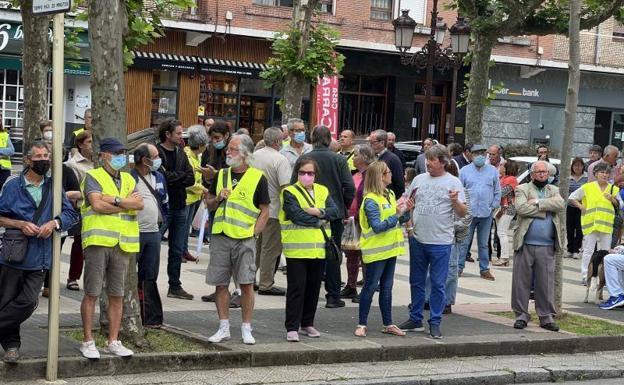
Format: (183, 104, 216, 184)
(316, 76, 339, 139)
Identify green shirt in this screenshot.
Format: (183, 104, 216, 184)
(24, 175, 44, 205)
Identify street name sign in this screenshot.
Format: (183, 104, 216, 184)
(33, 0, 71, 15)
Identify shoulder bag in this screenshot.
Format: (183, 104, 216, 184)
(293, 184, 342, 263)
(1, 182, 50, 263)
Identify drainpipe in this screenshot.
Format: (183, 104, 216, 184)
(594, 24, 601, 64)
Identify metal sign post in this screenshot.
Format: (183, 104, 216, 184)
(45, 10, 66, 382)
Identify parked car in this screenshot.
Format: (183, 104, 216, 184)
(395, 139, 440, 168)
(510, 156, 561, 184)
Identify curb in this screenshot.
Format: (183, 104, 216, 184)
(3, 335, 624, 382)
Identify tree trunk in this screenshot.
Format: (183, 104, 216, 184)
(281, 0, 318, 123)
(20, 0, 51, 150)
(464, 33, 496, 144)
(88, 0, 127, 154)
(89, 0, 146, 345)
(556, 0, 581, 315)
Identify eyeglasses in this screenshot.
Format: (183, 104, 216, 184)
(383, 170, 391, 175)
(533, 170, 548, 175)
(298, 171, 315, 176)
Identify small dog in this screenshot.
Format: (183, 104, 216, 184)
(584, 250, 607, 304)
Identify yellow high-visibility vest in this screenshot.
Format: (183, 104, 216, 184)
(359, 190, 404, 264)
(184, 146, 202, 205)
(343, 151, 356, 172)
(279, 182, 330, 259)
(81, 167, 140, 253)
(212, 166, 263, 239)
(0, 131, 11, 170)
(580, 181, 619, 235)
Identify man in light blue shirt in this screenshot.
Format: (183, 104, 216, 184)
(458, 144, 501, 280)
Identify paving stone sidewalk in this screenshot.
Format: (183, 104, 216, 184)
(5, 350, 624, 385)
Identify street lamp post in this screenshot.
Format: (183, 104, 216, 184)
(393, 2, 470, 142)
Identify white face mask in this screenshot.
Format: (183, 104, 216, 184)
(43, 131, 53, 141)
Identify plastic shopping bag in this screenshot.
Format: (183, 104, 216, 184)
(341, 216, 360, 250)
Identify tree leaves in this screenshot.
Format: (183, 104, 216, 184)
(260, 22, 345, 89)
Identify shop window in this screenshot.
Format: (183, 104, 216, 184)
(371, 0, 393, 20)
(151, 70, 179, 125)
(0, 69, 45, 129)
(339, 75, 388, 136)
(199, 73, 239, 129)
(239, 78, 271, 95)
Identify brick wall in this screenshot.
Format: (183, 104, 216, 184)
(182, 0, 536, 57)
(553, 18, 624, 69)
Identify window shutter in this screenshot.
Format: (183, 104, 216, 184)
(395, 0, 426, 24)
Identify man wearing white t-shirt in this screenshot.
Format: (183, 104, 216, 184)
(399, 144, 467, 339)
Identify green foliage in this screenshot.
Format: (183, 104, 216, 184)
(457, 61, 503, 107)
(71, 0, 193, 68)
(260, 22, 345, 89)
(123, 0, 195, 68)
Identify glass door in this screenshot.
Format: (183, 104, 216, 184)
(612, 113, 624, 149)
(412, 101, 446, 142)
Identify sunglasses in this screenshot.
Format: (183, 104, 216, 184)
(298, 171, 315, 176)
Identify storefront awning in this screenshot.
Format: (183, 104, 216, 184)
(130, 51, 268, 77)
(0, 55, 91, 75)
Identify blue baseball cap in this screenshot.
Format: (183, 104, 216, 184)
(100, 137, 126, 153)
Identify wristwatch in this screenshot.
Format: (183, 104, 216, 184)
(113, 196, 122, 207)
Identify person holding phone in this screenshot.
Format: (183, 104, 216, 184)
(399, 144, 467, 339)
(355, 161, 412, 337)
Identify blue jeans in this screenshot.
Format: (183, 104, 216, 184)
(358, 257, 396, 326)
(137, 232, 162, 281)
(424, 239, 461, 306)
(183, 200, 201, 253)
(409, 237, 451, 326)
(163, 206, 189, 290)
(458, 216, 493, 273)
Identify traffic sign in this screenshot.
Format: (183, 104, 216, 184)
(33, 0, 71, 15)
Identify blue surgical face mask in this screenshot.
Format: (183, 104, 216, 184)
(294, 132, 306, 144)
(213, 140, 226, 150)
(473, 155, 486, 168)
(547, 176, 554, 184)
(150, 158, 162, 172)
(110, 154, 127, 171)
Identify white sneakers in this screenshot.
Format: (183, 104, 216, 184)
(208, 327, 231, 343)
(105, 340, 134, 357)
(80, 340, 100, 359)
(241, 325, 255, 345)
(80, 340, 133, 359)
(209, 325, 255, 345)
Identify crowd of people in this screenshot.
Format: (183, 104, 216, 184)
(3, 115, 624, 365)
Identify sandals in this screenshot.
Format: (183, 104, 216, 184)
(492, 259, 510, 267)
(354, 325, 367, 337)
(66, 280, 80, 291)
(382, 325, 406, 336)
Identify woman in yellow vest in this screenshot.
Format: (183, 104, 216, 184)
(569, 162, 620, 283)
(0, 114, 14, 190)
(355, 161, 412, 337)
(280, 158, 340, 342)
(182, 125, 209, 262)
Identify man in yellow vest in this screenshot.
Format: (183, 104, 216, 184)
(0, 115, 14, 190)
(205, 134, 270, 345)
(339, 129, 356, 174)
(79, 138, 144, 359)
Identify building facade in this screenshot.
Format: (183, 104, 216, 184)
(124, 0, 624, 154)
